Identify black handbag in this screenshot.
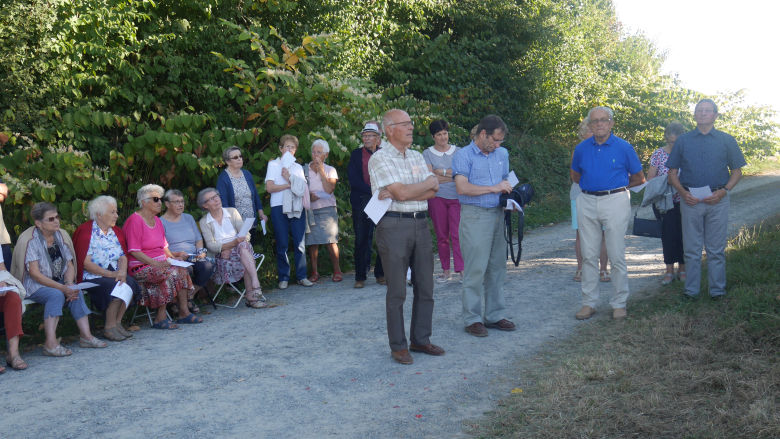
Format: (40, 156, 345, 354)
(632, 212, 662, 238)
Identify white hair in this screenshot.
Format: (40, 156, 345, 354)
(311, 139, 330, 154)
(136, 184, 165, 207)
(88, 195, 118, 220)
(587, 106, 614, 121)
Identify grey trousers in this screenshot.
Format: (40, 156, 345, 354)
(459, 205, 508, 326)
(375, 215, 434, 352)
(680, 195, 729, 297)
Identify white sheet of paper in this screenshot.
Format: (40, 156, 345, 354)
(0, 286, 16, 292)
(364, 190, 392, 225)
(110, 282, 134, 308)
(629, 181, 648, 193)
(406, 267, 412, 281)
(261, 219, 267, 235)
(238, 217, 255, 238)
(688, 186, 713, 199)
(72, 282, 99, 290)
(167, 258, 193, 268)
(314, 191, 333, 200)
(281, 151, 296, 168)
(507, 171, 519, 188)
(504, 199, 523, 213)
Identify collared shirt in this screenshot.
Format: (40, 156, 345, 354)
(571, 133, 642, 192)
(666, 127, 746, 188)
(451, 142, 509, 208)
(423, 144, 460, 200)
(206, 208, 239, 243)
(84, 221, 124, 280)
(368, 143, 433, 213)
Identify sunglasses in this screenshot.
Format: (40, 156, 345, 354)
(145, 197, 162, 203)
(44, 214, 60, 222)
(229, 155, 242, 160)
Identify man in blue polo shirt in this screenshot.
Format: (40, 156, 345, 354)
(667, 99, 745, 300)
(452, 115, 515, 337)
(570, 106, 645, 320)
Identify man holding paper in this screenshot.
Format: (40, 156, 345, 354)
(452, 114, 516, 337)
(368, 109, 443, 365)
(570, 106, 645, 321)
(666, 99, 746, 300)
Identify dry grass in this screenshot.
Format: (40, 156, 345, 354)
(468, 217, 780, 438)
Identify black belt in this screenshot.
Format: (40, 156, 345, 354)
(582, 187, 626, 196)
(683, 185, 725, 192)
(384, 211, 428, 219)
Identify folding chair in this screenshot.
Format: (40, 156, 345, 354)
(212, 253, 265, 309)
(129, 285, 171, 326)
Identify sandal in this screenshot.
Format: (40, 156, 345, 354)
(436, 272, 450, 283)
(246, 290, 269, 309)
(308, 272, 320, 283)
(42, 344, 73, 357)
(103, 326, 126, 342)
(661, 272, 675, 285)
(175, 313, 204, 324)
(152, 318, 179, 330)
(677, 271, 687, 281)
(187, 299, 200, 314)
(117, 326, 133, 338)
(6, 355, 28, 370)
(600, 270, 611, 282)
(573, 269, 582, 282)
(332, 272, 343, 282)
(80, 336, 108, 348)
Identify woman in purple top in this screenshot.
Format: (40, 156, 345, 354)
(647, 122, 686, 285)
(423, 120, 463, 283)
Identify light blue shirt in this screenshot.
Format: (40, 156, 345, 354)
(452, 142, 509, 208)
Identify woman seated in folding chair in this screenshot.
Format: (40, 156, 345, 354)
(11, 202, 107, 357)
(197, 188, 267, 309)
(123, 184, 202, 329)
(72, 195, 141, 342)
(160, 189, 216, 313)
(0, 251, 27, 371)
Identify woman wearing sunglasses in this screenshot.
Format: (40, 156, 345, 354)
(216, 146, 267, 243)
(122, 184, 201, 329)
(11, 202, 106, 357)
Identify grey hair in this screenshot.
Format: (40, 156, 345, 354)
(577, 116, 591, 140)
(311, 139, 330, 154)
(222, 146, 241, 163)
(163, 189, 184, 202)
(695, 98, 718, 114)
(137, 184, 165, 207)
(664, 122, 686, 139)
(197, 187, 219, 209)
(587, 106, 614, 121)
(31, 202, 57, 222)
(88, 195, 118, 220)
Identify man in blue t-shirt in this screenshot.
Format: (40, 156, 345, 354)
(667, 99, 746, 300)
(570, 106, 645, 320)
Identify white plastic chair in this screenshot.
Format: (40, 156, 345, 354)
(212, 253, 265, 308)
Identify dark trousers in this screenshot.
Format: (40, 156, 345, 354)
(655, 202, 685, 265)
(86, 276, 142, 312)
(352, 199, 383, 281)
(190, 260, 216, 287)
(375, 215, 434, 352)
(1, 244, 11, 268)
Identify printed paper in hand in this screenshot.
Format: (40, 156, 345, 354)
(504, 199, 523, 213)
(0, 286, 16, 293)
(314, 191, 333, 200)
(167, 258, 193, 268)
(261, 219, 267, 235)
(238, 217, 255, 238)
(688, 186, 713, 199)
(72, 282, 100, 290)
(629, 181, 648, 193)
(110, 282, 134, 307)
(364, 190, 392, 225)
(281, 151, 296, 168)
(507, 171, 519, 188)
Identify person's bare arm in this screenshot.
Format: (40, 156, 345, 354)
(380, 176, 439, 201)
(647, 166, 658, 179)
(668, 168, 697, 206)
(628, 171, 646, 188)
(702, 168, 742, 205)
(570, 169, 581, 184)
(454, 175, 511, 196)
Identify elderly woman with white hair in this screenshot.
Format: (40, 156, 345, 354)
(122, 184, 201, 329)
(72, 195, 141, 341)
(197, 188, 267, 308)
(305, 139, 342, 283)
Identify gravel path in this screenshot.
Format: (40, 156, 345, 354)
(1, 172, 778, 438)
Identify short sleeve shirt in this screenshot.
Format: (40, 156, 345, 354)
(368, 144, 433, 213)
(83, 221, 125, 280)
(666, 128, 746, 188)
(265, 158, 306, 207)
(423, 145, 460, 200)
(571, 133, 643, 192)
(161, 214, 203, 254)
(451, 142, 509, 208)
(307, 163, 338, 210)
(123, 212, 169, 268)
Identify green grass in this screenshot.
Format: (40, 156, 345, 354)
(467, 216, 780, 438)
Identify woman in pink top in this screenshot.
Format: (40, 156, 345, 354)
(305, 139, 342, 282)
(123, 184, 200, 329)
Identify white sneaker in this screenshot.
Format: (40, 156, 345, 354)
(298, 278, 314, 287)
(278, 281, 288, 290)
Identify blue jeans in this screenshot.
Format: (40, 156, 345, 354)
(28, 287, 91, 321)
(270, 206, 307, 282)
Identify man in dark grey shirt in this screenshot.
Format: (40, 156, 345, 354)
(667, 99, 746, 300)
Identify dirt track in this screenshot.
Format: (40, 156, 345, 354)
(1, 172, 778, 438)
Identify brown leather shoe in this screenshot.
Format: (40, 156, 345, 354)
(612, 308, 627, 319)
(391, 349, 413, 365)
(485, 319, 516, 331)
(409, 343, 445, 356)
(576, 305, 596, 320)
(465, 322, 488, 337)
(354, 280, 365, 289)
(376, 277, 387, 285)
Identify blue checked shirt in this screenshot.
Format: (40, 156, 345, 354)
(452, 142, 509, 208)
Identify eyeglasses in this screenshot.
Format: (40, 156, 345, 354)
(388, 120, 414, 128)
(44, 214, 60, 222)
(205, 193, 220, 204)
(229, 155, 242, 160)
(589, 118, 612, 125)
(488, 134, 505, 145)
(145, 197, 162, 203)
(167, 199, 185, 205)
(281, 144, 297, 150)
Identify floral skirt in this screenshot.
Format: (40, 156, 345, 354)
(212, 241, 251, 284)
(132, 265, 194, 308)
